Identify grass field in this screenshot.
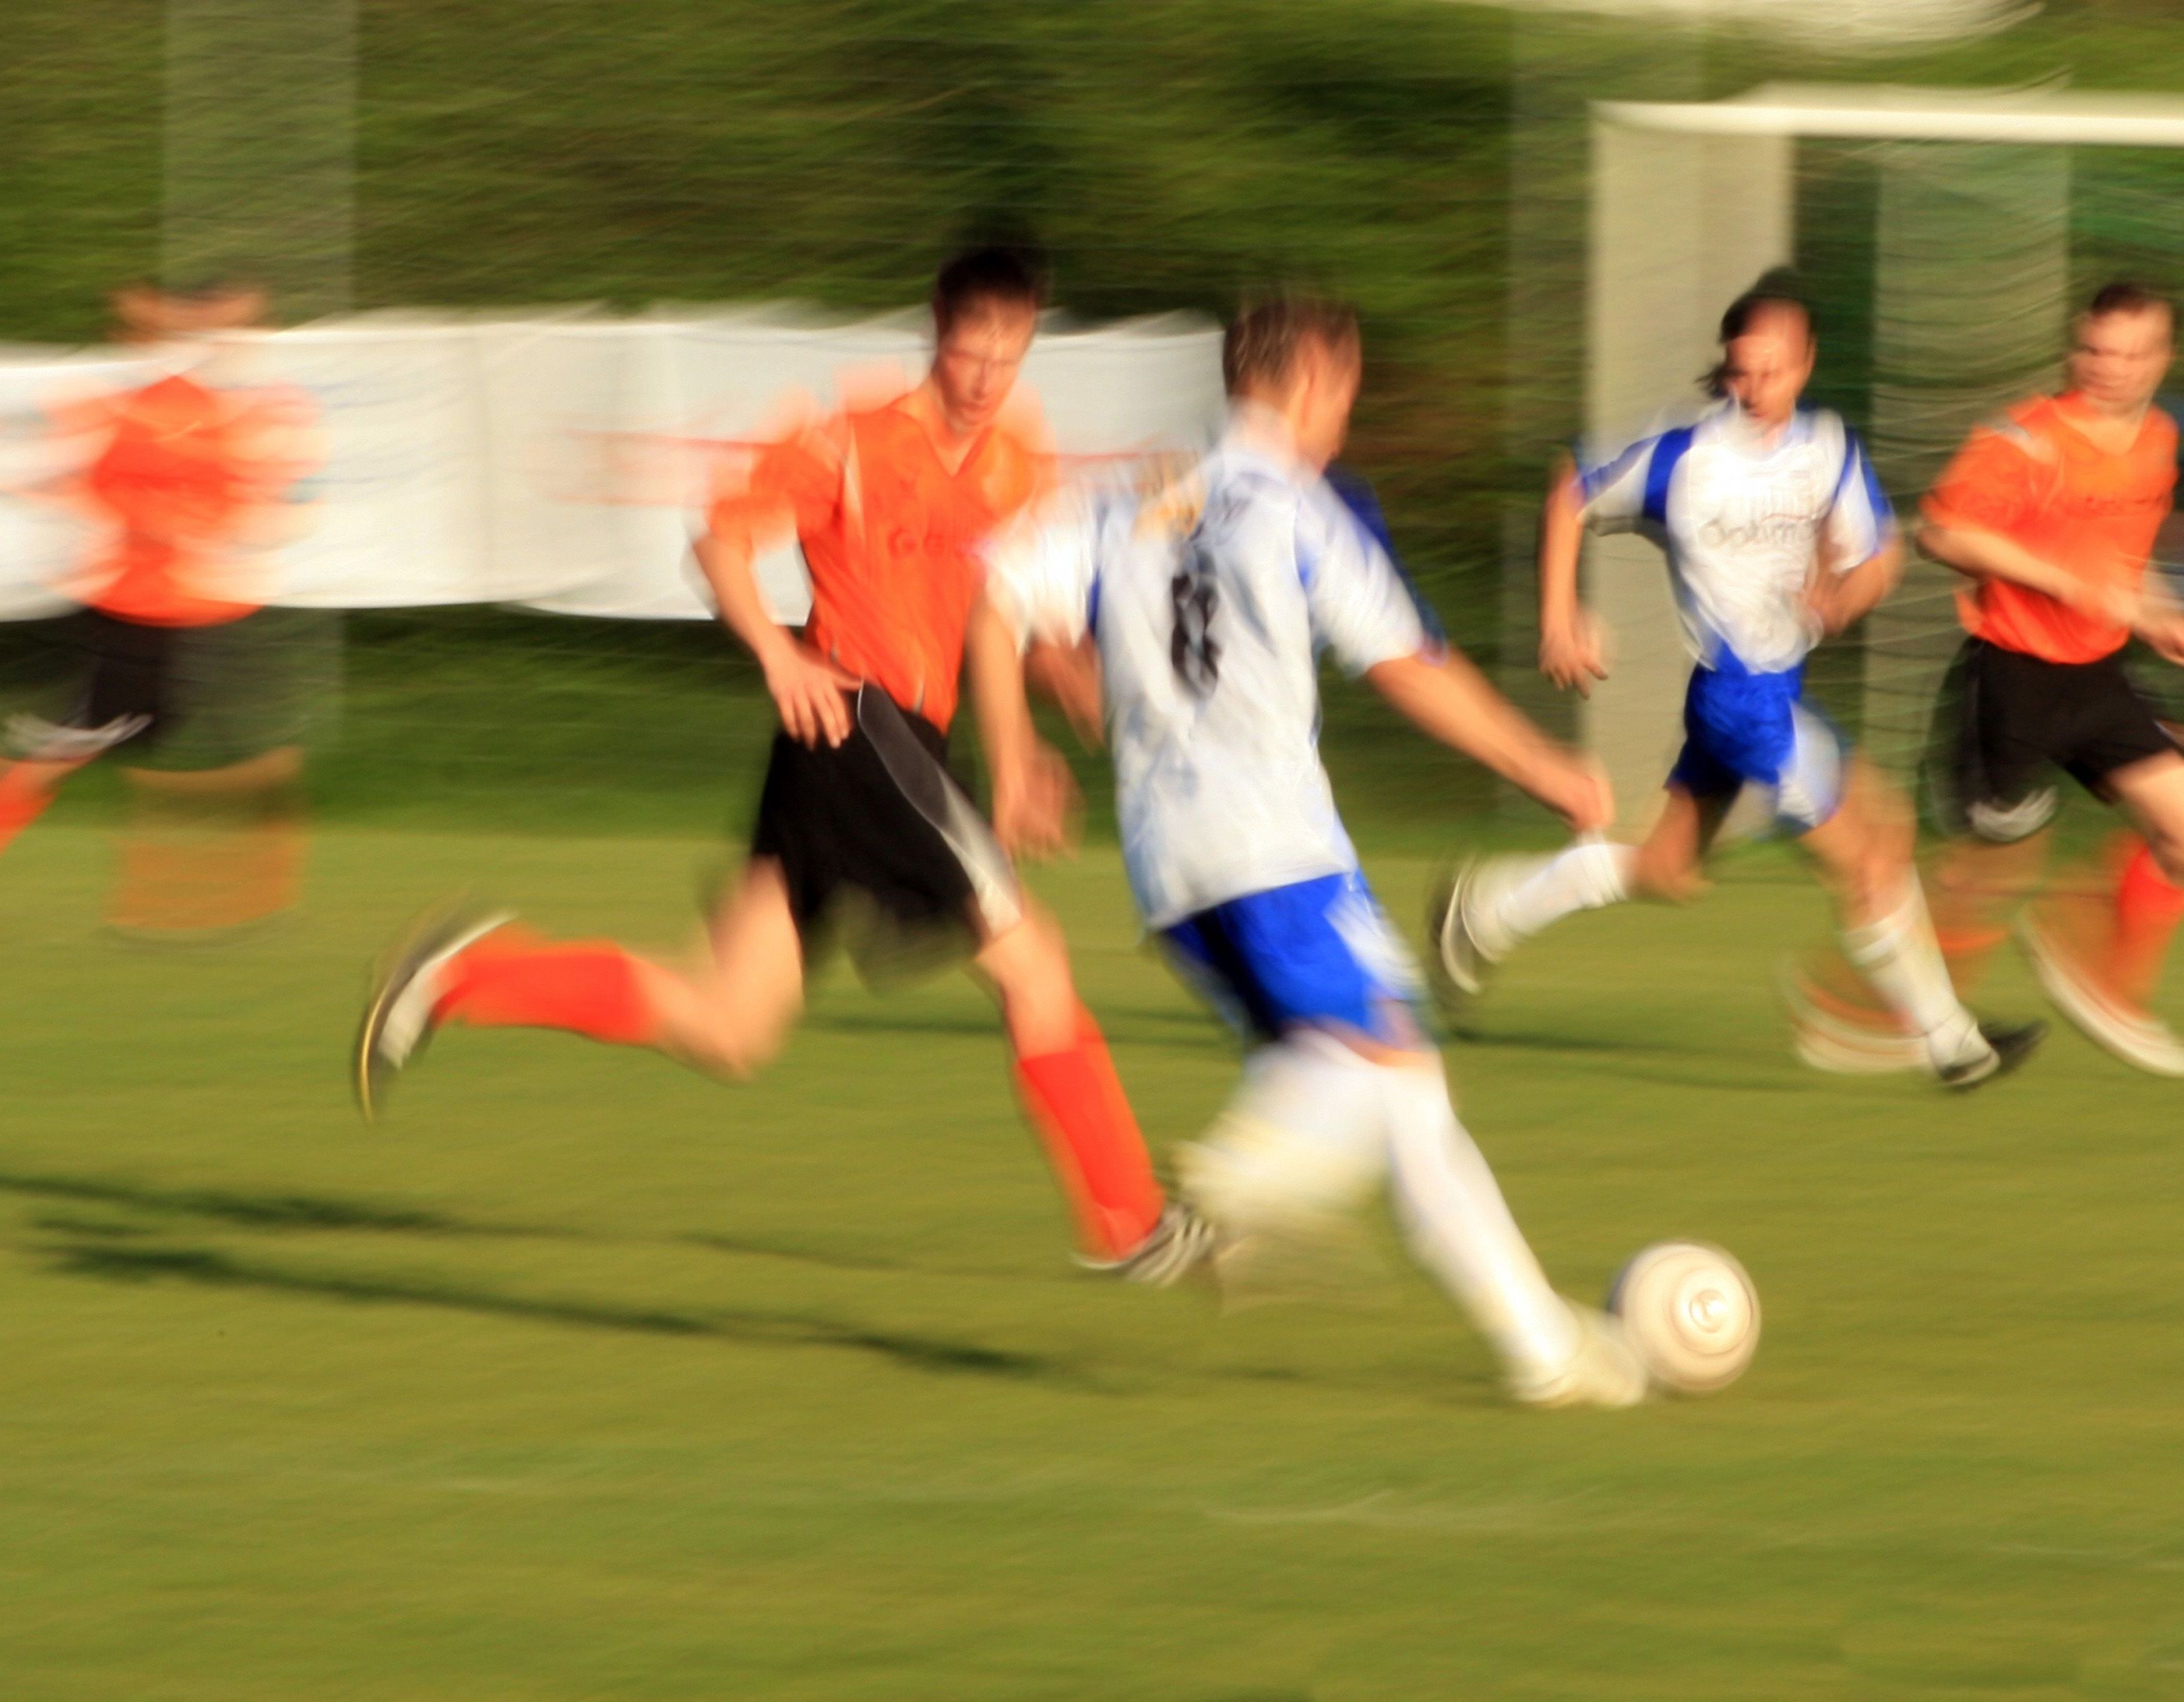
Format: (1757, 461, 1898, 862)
(7, 821, 2184, 1699)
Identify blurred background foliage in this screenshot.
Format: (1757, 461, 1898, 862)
(6, 1, 2184, 833)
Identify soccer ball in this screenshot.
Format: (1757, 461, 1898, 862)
(1606, 1241, 1760, 1395)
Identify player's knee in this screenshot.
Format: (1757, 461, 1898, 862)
(680, 1005, 790, 1082)
(2142, 827, 2184, 889)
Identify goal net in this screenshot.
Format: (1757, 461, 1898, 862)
(1583, 84, 2184, 829)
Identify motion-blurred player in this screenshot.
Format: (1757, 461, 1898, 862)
(0, 280, 321, 932)
(1433, 275, 2040, 1088)
(356, 247, 1206, 1280)
(1913, 282, 2184, 1075)
(979, 295, 1650, 1406)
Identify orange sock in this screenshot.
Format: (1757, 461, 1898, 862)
(2108, 838, 2184, 1011)
(0, 764, 56, 856)
(435, 929, 659, 1047)
(1014, 1009, 1166, 1260)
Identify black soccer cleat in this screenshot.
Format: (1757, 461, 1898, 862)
(1937, 1018, 2048, 1091)
(353, 906, 511, 1123)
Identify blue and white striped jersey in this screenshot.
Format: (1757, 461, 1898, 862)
(987, 412, 1428, 929)
(1579, 403, 1893, 674)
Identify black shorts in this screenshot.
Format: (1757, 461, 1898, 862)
(748, 685, 1020, 975)
(14, 608, 329, 768)
(73, 609, 177, 749)
(1930, 636, 2178, 842)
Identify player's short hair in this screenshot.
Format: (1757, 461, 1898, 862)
(932, 245, 1048, 339)
(2084, 279, 2173, 332)
(1704, 269, 1813, 395)
(1222, 295, 1360, 396)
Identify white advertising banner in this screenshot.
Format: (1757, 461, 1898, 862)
(0, 308, 1226, 622)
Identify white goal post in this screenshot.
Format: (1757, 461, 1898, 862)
(1583, 83, 2184, 830)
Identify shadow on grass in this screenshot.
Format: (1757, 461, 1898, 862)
(0, 1166, 564, 1240)
(44, 1241, 1073, 1384)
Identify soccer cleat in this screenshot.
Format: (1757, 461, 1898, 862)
(1779, 964, 1926, 1076)
(1508, 1303, 1651, 1410)
(1078, 1202, 1219, 1287)
(2018, 913, 2184, 1078)
(7, 710, 152, 763)
(1934, 1018, 2047, 1091)
(353, 905, 513, 1123)
(1424, 858, 1503, 1013)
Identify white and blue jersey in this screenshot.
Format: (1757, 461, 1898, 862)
(987, 410, 1431, 1043)
(1579, 402, 1893, 830)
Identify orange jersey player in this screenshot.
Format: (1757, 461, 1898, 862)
(0, 280, 318, 875)
(1916, 280, 2184, 1076)
(356, 246, 1211, 1282)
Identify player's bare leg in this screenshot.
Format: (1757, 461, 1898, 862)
(1431, 785, 1717, 1005)
(630, 859, 807, 1079)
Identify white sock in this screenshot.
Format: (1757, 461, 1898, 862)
(1176, 1032, 1390, 1234)
(1379, 1058, 1579, 1374)
(1481, 841, 1635, 953)
(1841, 880, 1984, 1067)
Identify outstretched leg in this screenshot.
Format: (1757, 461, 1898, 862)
(1179, 1028, 1642, 1407)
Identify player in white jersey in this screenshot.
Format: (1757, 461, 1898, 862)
(1431, 276, 2041, 1087)
(976, 296, 1654, 1407)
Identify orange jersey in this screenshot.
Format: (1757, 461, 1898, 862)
(708, 390, 1049, 732)
(77, 373, 313, 628)
(1922, 393, 2176, 664)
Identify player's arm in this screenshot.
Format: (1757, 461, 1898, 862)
(1808, 530, 1901, 635)
(967, 590, 1080, 860)
(1367, 648, 1613, 834)
(1023, 638, 1105, 749)
(972, 501, 1100, 859)
(697, 441, 854, 748)
(1917, 426, 2137, 626)
(1537, 456, 1609, 695)
(1916, 517, 2134, 621)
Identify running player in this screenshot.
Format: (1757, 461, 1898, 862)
(1914, 281, 2184, 1075)
(0, 279, 320, 928)
(354, 246, 1207, 1280)
(978, 294, 1650, 1407)
(1430, 274, 2041, 1087)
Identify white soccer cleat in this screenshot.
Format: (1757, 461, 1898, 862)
(1508, 1302, 1651, 1409)
(2019, 913, 2184, 1078)
(1425, 856, 1519, 1011)
(353, 906, 513, 1123)
(1606, 1241, 1759, 1395)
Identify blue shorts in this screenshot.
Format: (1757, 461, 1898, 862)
(1668, 654, 1844, 833)
(1161, 871, 1423, 1047)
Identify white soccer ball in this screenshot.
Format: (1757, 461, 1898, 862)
(1606, 1241, 1760, 1395)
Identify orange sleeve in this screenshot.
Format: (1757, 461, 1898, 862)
(706, 424, 839, 552)
(1922, 422, 2039, 538)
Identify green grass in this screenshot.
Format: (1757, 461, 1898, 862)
(5, 822, 2184, 1698)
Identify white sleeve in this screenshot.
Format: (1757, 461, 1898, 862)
(1821, 425, 1895, 572)
(1299, 487, 1427, 676)
(1572, 433, 1660, 534)
(983, 491, 1100, 651)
